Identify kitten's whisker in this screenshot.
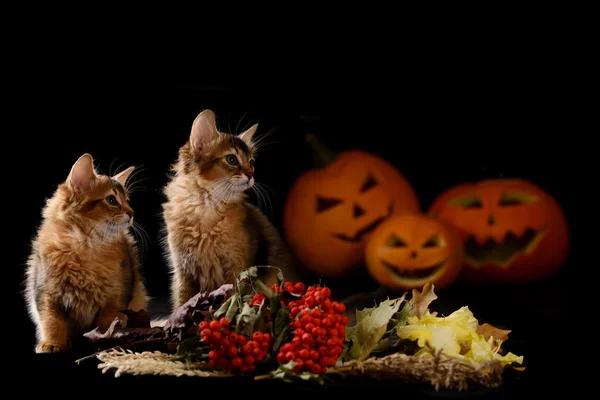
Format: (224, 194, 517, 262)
(131, 222, 151, 260)
(235, 110, 250, 135)
(253, 183, 274, 219)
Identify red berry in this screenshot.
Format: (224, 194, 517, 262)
(219, 317, 230, 328)
(232, 357, 243, 368)
(321, 287, 331, 298)
(277, 352, 286, 363)
(252, 332, 263, 342)
(212, 331, 222, 342)
(294, 282, 305, 293)
(285, 351, 295, 362)
(299, 349, 310, 359)
(208, 350, 219, 360)
(310, 350, 320, 360)
(310, 364, 321, 374)
(209, 320, 221, 331)
(281, 343, 294, 353)
(244, 355, 255, 365)
(199, 321, 209, 330)
(292, 337, 302, 347)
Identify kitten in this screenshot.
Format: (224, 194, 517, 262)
(162, 109, 297, 311)
(25, 154, 149, 353)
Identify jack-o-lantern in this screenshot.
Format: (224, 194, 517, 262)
(428, 179, 570, 283)
(365, 213, 464, 291)
(283, 134, 420, 278)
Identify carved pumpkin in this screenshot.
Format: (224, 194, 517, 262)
(365, 213, 464, 290)
(428, 179, 570, 283)
(283, 134, 421, 278)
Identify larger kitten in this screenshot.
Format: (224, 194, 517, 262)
(25, 154, 149, 353)
(162, 109, 296, 311)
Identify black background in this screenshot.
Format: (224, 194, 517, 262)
(8, 81, 583, 396)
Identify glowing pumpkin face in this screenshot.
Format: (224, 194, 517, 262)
(283, 149, 420, 278)
(428, 179, 570, 283)
(365, 213, 464, 290)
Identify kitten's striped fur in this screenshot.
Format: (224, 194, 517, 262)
(24, 154, 149, 353)
(162, 110, 296, 311)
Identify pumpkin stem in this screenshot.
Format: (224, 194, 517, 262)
(305, 133, 337, 168)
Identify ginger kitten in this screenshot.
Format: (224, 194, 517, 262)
(25, 154, 149, 353)
(162, 109, 296, 311)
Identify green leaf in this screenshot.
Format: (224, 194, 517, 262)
(171, 335, 207, 364)
(277, 270, 284, 284)
(392, 301, 412, 330)
(239, 266, 258, 281)
(274, 307, 290, 339)
(272, 326, 289, 355)
(344, 297, 405, 362)
(267, 360, 327, 384)
(214, 293, 239, 321)
(235, 302, 258, 337)
(253, 307, 265, 333)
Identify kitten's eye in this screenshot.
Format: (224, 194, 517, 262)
(249, 159, 255, 169)
(106, 195, 118, 206)
(225, 155, 239, 166)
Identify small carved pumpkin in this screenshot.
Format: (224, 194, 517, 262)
(283, 134, 420, 278)
(365, 213, 464, 290)
(428, 179, 570, 283)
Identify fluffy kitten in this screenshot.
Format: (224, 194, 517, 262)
(25, 154, 149, 353)
(162, 109, 296, 311)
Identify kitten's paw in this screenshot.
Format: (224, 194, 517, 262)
(36, 341, 67, 354)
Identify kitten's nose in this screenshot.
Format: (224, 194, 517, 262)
(125, 208, 134, 218)
(245, 169, 254, 179)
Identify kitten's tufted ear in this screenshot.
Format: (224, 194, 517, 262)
(112, 166, 135, 188)
(190, 109, 219, 153)
(239, 123, 258, 145)
(68, 153, 97, 193)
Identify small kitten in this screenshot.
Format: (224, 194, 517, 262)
(25, 154, 149, 353)
(162, 109, 296, 311)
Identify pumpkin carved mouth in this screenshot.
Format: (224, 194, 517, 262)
(380, 259, 445, 280)
(333, 201, 395, 242)
(464, 228, 543, 266)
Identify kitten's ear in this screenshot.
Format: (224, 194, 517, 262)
(190, 109, 219, 153)
(68, 153, 97, 193)
(112, 166, 135, 188)
(239, 124, 258, 145)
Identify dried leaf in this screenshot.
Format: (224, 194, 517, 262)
(119, 309, 151, 328)
(84, 318, 127, 342)
(83, 317, 164, 345)
(164, 284, 234, 338)
(344, 297, 404, 362)
(409, 283, 437, 318)
(477, 323, 511, 343)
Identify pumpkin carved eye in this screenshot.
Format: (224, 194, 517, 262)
(449, 195, 483, 208)
(386, 234, 407, 247)
(498, 191, 538, 206)
(422, 234, 442, 248)
(316, 196, 343, 213)
(360, 174, 378, 192)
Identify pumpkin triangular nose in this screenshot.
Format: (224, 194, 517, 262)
(488, 214, 496, 226)
(353, 203, 366, 218)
